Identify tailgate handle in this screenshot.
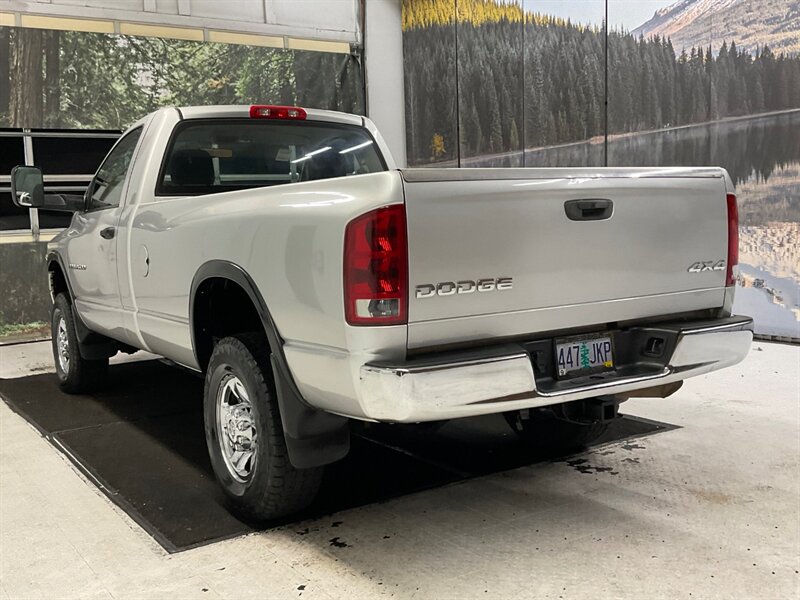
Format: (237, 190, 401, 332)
(565, 199, 613, 221)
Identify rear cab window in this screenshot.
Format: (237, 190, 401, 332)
(157, 119, 386, 196)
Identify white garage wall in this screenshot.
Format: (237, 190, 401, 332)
(1, 0, 360, 42)
(364, 0, 406, 167)
(268, 0, 358, 35)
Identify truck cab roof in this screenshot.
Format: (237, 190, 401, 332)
(174, 105, 365, 127)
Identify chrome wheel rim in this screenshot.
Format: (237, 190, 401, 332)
(216, 372, 257, 483)
(56, 315, 70, 374)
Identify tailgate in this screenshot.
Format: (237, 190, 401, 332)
(402, 167, 730, 350)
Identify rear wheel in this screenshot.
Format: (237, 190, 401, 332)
(504, 406, 610, 453)
(51, 293, 108, 393)
(204, 333, 323, 522)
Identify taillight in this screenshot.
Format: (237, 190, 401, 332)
(726, 193, 739, 287)
(344, 205, 408, 326)
(249, 105, 307, 120)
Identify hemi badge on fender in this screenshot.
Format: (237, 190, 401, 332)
(68, 263, 87, 271)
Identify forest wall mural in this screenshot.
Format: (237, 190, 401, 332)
(0, 26, 363, 130)
(402, 0, 800, 339)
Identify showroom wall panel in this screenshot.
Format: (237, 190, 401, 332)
(457, 0, 523, 167)
(402, 0, 800, 338)
(189, 0, 268, 22)
(606, 0, 715, 166)
(0, 0, 360, 41)
(402, 0, 458, 166)
(401, 0, 606, 167)
(522, 0, 605, 167)
(150, 0, 180, 16)
(52, 0, 146, 11)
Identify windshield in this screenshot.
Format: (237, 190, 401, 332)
(157, 119, 386, 196)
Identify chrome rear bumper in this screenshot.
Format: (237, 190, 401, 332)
(359, 316, 753, 422)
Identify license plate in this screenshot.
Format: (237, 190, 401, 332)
(555, 334, 614, 378)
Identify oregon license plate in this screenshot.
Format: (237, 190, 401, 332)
(555, 335, 614, 378)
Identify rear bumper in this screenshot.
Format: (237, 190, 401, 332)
(359, 316, 753, 422)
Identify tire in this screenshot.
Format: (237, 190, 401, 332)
(204, 333, 323, 522)
(51, 293, 108, 394)
(504, 409, 609, 453)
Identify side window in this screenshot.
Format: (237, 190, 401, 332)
(88, 127, 143, 210)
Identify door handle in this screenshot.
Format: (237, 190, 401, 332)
(100, 227, 115, 239)
(564, 198, 613, 221)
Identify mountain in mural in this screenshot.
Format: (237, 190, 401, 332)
(632, 0, 800, 56)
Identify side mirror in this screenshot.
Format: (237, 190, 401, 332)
(10, 165, 85, 212)
(10, 165, 45, 208)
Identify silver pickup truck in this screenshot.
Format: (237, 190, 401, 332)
(11, 105, 753, 521)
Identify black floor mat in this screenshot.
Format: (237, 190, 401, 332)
(0, 360, 676, 553)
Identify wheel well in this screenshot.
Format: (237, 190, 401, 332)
(192, 277, 265, 372)
(48, 261, 69, 301)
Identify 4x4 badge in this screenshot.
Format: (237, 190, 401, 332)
(688, 260, 725, 273)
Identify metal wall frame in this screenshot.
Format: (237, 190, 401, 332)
(0, 1, 358, 52)
(0, 128, 120, 239)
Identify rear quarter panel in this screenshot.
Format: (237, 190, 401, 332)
(127, 170, 406, 370)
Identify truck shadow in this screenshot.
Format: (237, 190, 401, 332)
(0, 358, 674, 553)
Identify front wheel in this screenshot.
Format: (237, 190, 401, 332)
(204, 333, 323, 522)
(51, 293, 108, 393)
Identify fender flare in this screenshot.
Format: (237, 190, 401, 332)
(189, 260, 349, 469)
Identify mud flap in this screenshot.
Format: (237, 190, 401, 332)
(270, 355, 350, 469)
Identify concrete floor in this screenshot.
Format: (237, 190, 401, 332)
(0, 340, 798, 599)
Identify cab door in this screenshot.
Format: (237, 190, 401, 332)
(66, 127, 143, 339)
